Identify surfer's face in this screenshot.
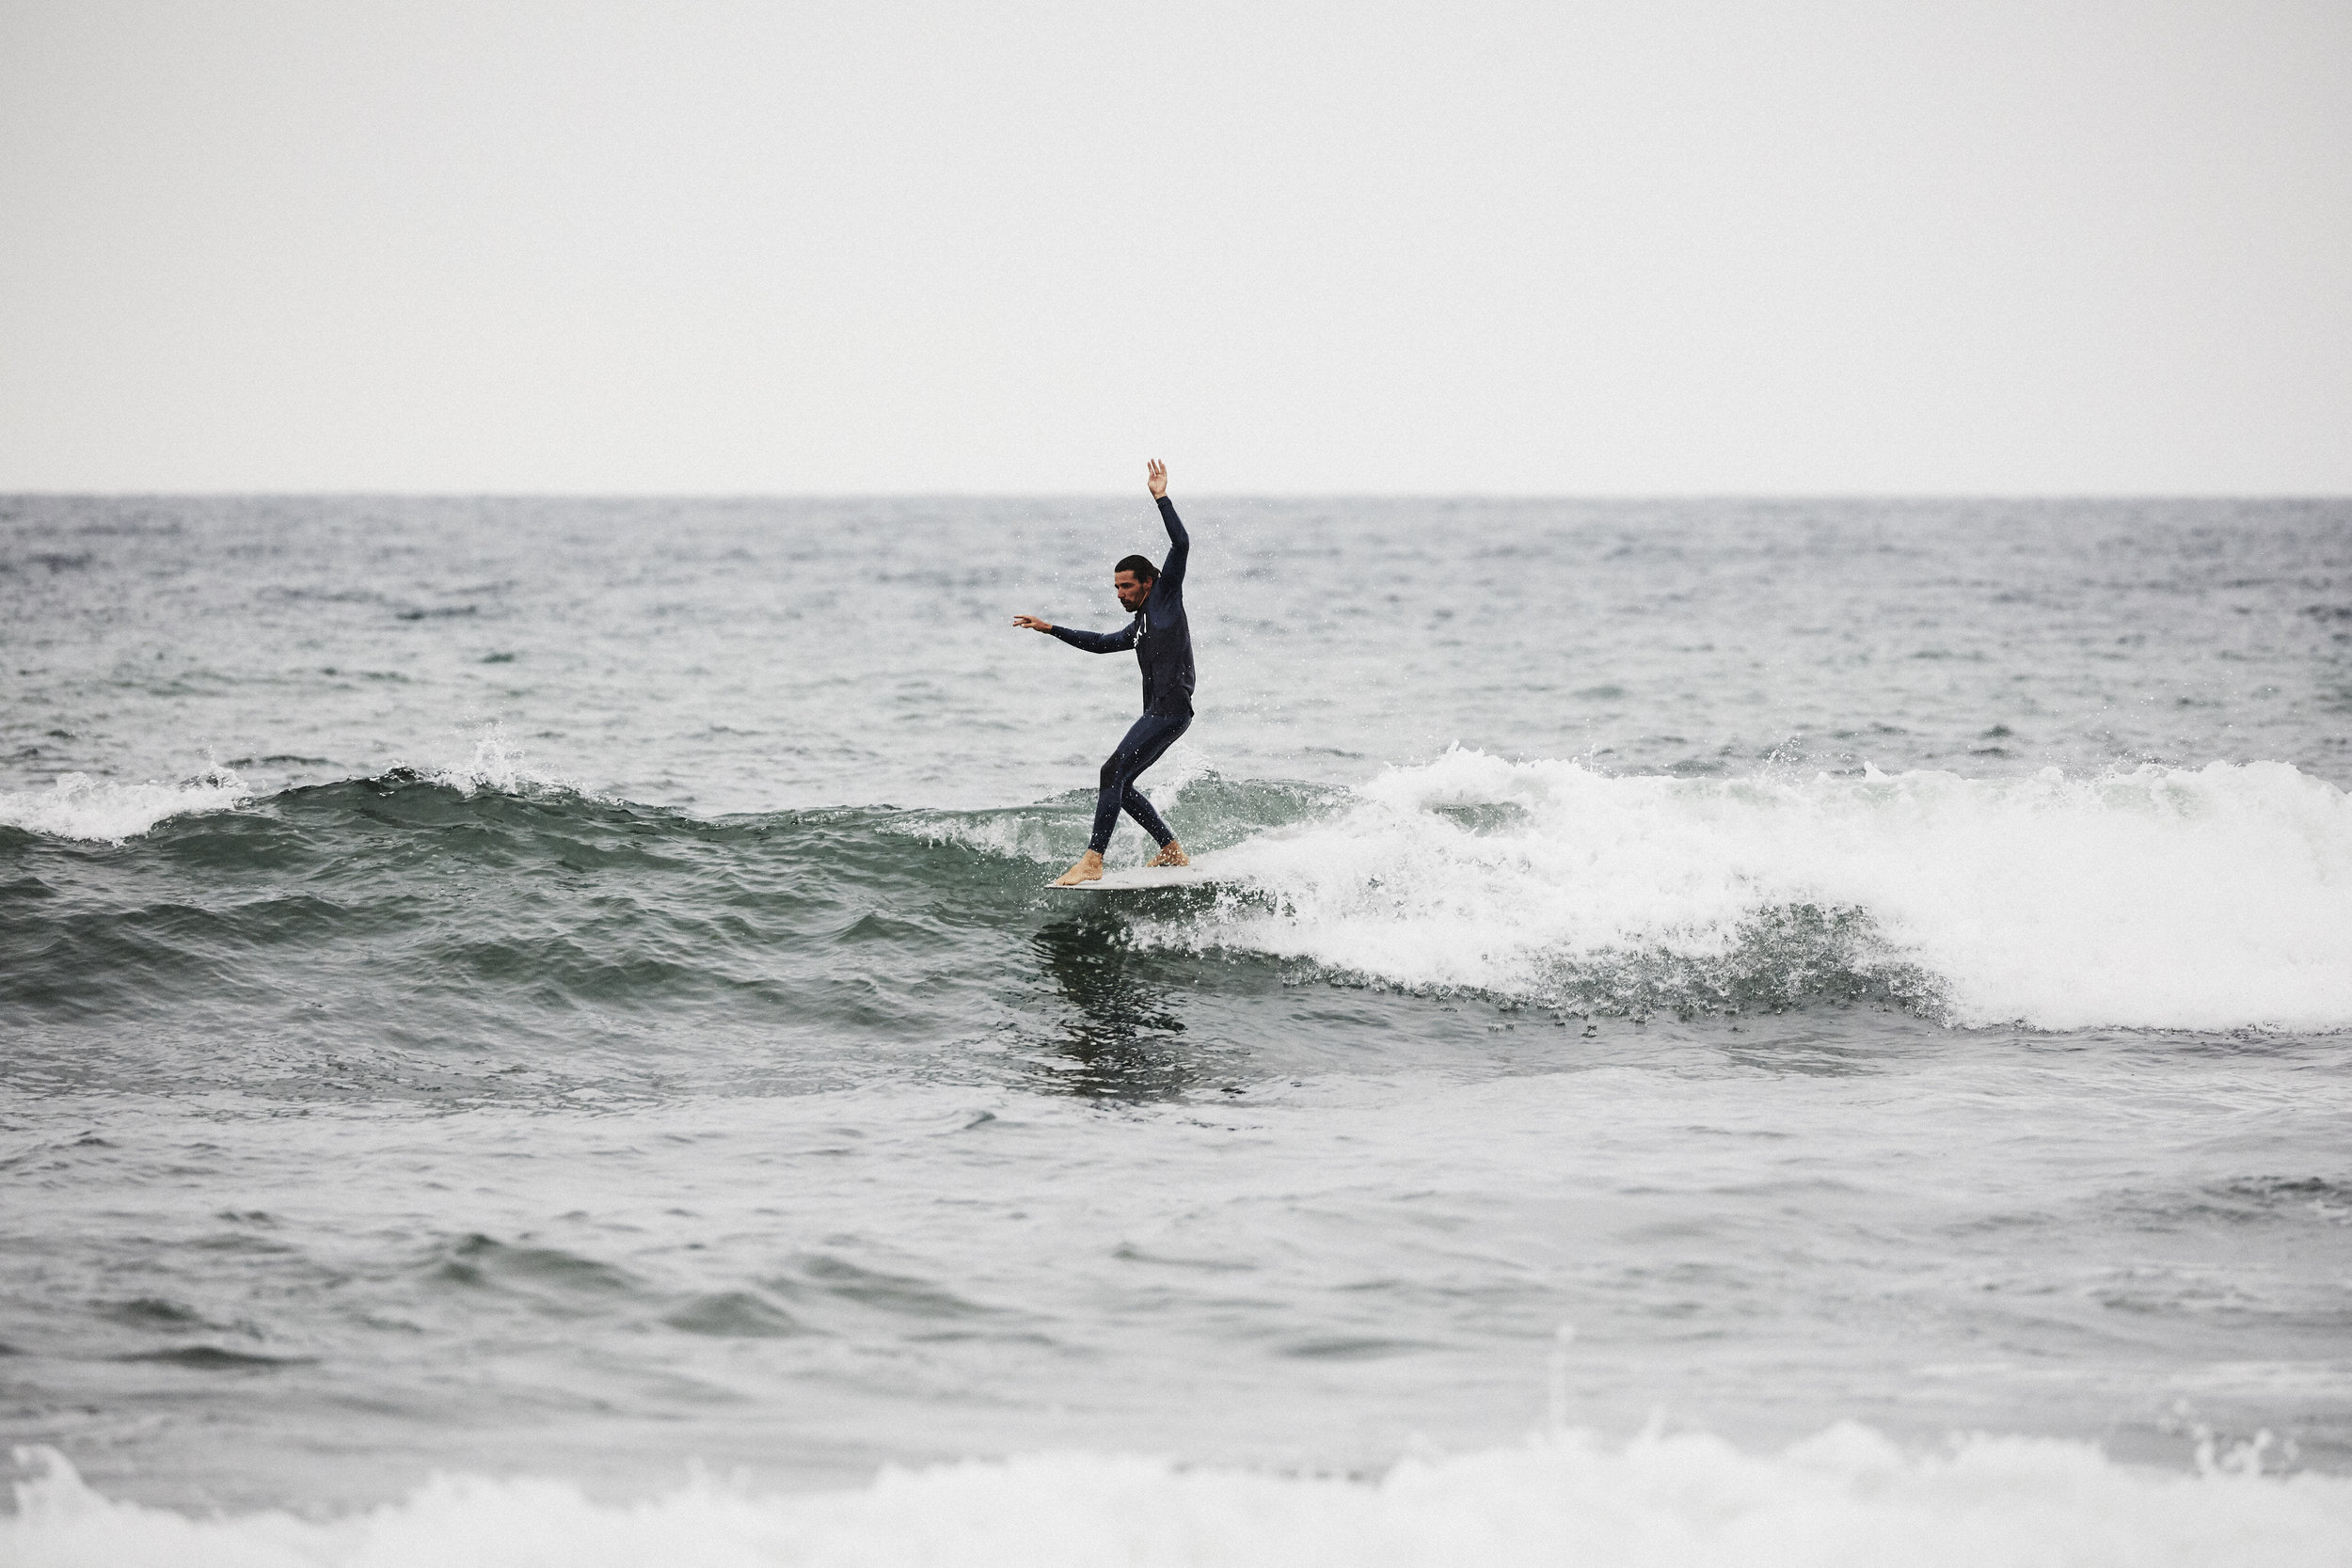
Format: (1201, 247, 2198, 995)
(1115, 570, 1152, 611)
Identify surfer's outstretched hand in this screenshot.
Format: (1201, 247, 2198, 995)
(1011, 614, 1053, 632)
(1147, 459, 1167, 499)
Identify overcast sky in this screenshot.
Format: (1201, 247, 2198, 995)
(2, 0, 2346, 494)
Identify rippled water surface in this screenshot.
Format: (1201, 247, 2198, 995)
(3, 496, 2350, 1542)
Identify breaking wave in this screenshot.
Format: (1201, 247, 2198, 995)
(4, 749, 2346, 1034)
(0, 767, 253, 844)
(1152, 751, 2352, 1032)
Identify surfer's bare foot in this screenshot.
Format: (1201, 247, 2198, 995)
(1149, 841, 1188, 868)
(1053, 850, 1105, 886)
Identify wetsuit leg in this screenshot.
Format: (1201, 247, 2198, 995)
(1089, 712, 1192, 854)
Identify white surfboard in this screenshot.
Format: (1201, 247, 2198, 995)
(1047, 864, 1222, 892)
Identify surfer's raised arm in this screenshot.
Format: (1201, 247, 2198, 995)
(1011, 461, 1183, 640)
(1150, 459, 1188, 595)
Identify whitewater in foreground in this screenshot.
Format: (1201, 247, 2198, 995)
(12, 1426, 2352, 1568)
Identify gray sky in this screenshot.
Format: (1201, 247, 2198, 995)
(3, 0, 2346, 494)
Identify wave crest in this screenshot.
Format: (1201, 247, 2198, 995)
(7, 746, 2346, 1034)
(0, 768, 251, 845)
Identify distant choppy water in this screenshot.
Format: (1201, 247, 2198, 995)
(4, 496, 2351, 1563)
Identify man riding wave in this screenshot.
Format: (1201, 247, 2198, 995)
(1012, 459, 1196, 886)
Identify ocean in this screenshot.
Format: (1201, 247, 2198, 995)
(4, 494, 2350, 1564)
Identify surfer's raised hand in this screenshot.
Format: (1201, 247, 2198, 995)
(1147, 459, 1167, 499)
(1012, 614, 1054, 632)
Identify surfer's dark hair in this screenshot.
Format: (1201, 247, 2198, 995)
(1115, 554, 1157, 582)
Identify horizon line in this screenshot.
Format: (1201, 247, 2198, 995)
(6, 488, 2349, 504)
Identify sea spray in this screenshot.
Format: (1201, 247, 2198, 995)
(422, 723, 579, 799)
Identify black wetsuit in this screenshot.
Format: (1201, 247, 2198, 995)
(1048, 496, 1196, 854)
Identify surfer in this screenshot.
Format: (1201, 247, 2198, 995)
(1013, 459, 1196, 885)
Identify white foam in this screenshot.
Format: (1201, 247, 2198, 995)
(1173, 751, 2352, 1032)
(0, 768, 251, 844)
(9, 1427, 2347, 1568)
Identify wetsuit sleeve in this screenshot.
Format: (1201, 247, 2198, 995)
(1156, 497, 1188, 595)
(1048, 618, 1142, 654)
